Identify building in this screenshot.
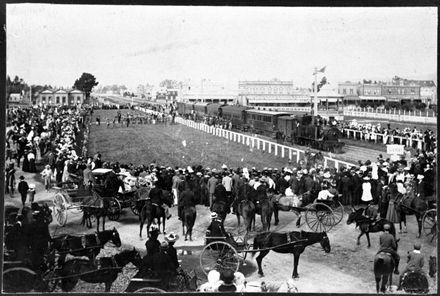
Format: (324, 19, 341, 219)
(416, 81, 436, 106)
(8, 93, 23, 103)
(381, 84, 421, 104)
(34, 89, 86, 106)
(338, 82, 359, 96)
(316, 84, 344, 110)
(237, 80, 311, 111)
(179, 80, 237, 104)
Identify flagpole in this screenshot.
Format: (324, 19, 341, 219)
(313, 67, 318, 117)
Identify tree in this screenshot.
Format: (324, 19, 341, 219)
(73, 72, 98, 99)
(7, 75, 28, 96)
(159, 79, 178, 89)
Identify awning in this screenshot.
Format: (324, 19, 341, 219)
(358, 96, 386, 100)
(319, 98, 340, 103)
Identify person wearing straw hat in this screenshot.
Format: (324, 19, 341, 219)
(41, 164, 53, 192)
(164, 232, 180, 269)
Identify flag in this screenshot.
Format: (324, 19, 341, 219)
(313, 66, 326, 75)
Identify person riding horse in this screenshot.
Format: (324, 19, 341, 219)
(377, 224, 400, 275)
(178, 185, 195, 221)
(149, 181, 171, 219)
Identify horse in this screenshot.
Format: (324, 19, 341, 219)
(235, 199, 255, 233)
(139, 199, 166, 238)
(396, 191, 428, 238)
(251, 231, 331, 278)
(58, 248, 142, 292)
(211, 199, 230, 221)
(374, 252, 395, 293)
(51, 228, 121, 263)
(346, 207, 396, 248)
(81, 192, 116, 232)
(271, 191, 314, 228)
(181, 205, 197, 241)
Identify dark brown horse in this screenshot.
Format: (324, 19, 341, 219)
(251, 231, 331, 278)
(51, 228, 121, 263)
(181, 205, 197, 241)
(137, 189, 173, 238)
(346, 207, 396, 248)
(374, 252, 395, 293)
(397, 191, 428, 238)
(235, 199, 255, 233)
(58, 248, 142, 292)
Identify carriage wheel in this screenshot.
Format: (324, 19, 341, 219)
(329, 199, 344, 225)
(107, 198, 121, 221)
(200, 241, 240, 276)
(42, 269, 59, 292)
(134, 287, 166, 293)
(305, 203, 334, 232)
(422, 209, 437, 236)
(53, 192, 68, 226)
(3, 267, 37, 292)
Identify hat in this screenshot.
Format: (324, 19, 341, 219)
(221, 164, 228, 169)
(323, 172, 331, 179)
(207, 270, 221, 284)
(417, 174, 424, 180)
(211, 212, 218, 219)
(160, 241, 169, 250)
(164, 232, 179, 243)
(303, 169, 308, 174)
(363, 176, 370, 181)
(383, 224, 391, 230)
(196, 172, 202, 176)
(414, 242, 421, 250)
(19, 176, 25, 180)
(220, 269, 235, 285)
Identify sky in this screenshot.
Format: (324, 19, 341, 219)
(6, 4, 438, 90)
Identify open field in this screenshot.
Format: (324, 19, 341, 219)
(88, 110, 296, 169)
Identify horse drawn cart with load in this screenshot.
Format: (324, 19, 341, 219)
(52, 168, 138, 228)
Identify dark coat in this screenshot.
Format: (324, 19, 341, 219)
(18, 180, 29, 196)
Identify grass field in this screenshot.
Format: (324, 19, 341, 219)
(88, 110, 295, 169)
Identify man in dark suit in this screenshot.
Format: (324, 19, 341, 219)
(17, 176, 29, 206)
(377, 224, 400, 274)
(398, 242, 425, 290)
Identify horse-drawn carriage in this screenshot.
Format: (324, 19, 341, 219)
(3, 203, 57, 293)
(200, 227, 330, 279)
(422, 206, 437, 242)
(273, 191, 344, 232)
(52, 168, 139, 228)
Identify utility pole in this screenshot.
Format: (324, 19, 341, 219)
(313, 67, 318, 117)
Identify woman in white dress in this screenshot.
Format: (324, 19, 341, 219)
(361, 176, 373, 204)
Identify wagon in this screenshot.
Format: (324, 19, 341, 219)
(422, 207, 437, 242)
(3, 205, 58, 293)
(274, 193, 344, 232)
(199, 231, 307, 276)
(52, 168, 128, 226)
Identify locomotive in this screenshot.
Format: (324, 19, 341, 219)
(175, 101, 345, 153)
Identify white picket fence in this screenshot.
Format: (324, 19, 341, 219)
(175, 117, 356, 169)
(343, 109, 437, 124)
(134, 105, 356, 169)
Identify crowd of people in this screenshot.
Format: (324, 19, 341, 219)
(5, 105, 91, 201)
(4, 103, 437, 292)
(341, 120, 436, 152)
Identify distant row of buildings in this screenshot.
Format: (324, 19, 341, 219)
(8, 89, 86, 107)
(9, 76, 436, 111)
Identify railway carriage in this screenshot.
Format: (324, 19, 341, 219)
(220, 105, 252, 131)
(206, 103, 224, 117)
(246, 110, 291, 137)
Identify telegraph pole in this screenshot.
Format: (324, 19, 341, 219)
(313, 67, 318, 118)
